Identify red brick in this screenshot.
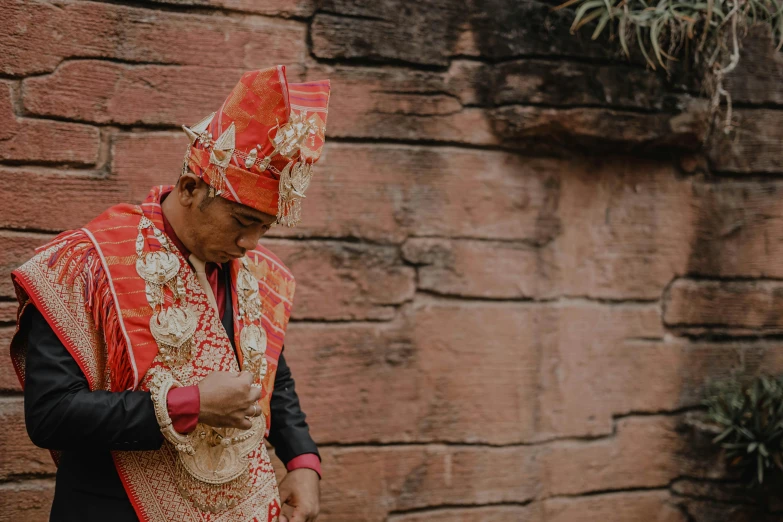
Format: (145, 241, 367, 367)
(318, 445, 536, 522)
(0, 167, 126, 232)
(266, 239, 415, 321)
(113, 135, 556, 243)
(542, 491, 686, 522)
(0, 0, 306, 76)
(0, 82, 99, 165)
(0, 479, 55, 522)
(0, 232, 52, 299)
(0, 398, 56, 480)
(664, 279, 783, 336)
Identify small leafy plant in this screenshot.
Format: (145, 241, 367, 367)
(555, 0, 783, 132)
(704, 375, 783, 488)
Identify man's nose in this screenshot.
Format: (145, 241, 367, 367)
(237, 229, 263, 250)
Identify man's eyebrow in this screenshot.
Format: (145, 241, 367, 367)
(234, 209, 274, 224)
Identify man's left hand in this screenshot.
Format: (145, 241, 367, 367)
(278, 468, 320, 522)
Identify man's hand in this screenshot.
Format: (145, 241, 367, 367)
(197, 371, 261, 429)
(279, 468, 320, 522)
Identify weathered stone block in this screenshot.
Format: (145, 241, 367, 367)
(285, 299, 684, 444)
(541, 417, 683, 496)
(0, 326, 21, 392)
(0, 301, 18, 324)
(493, 60, 668, 110)
(0, 167, 124, 232)
(490, 101, 709, 153)
(402, 238, 540, 299)
(0, 479, 55, 522)
(111, 132, 185, 203)
(0, 0, 306, 76)
(0, 398, 56, 480)
(147, 0, 315, 16)
(687, 180, 783, 277)
(708, 109, 783, 172)
(311, 2, 465, 67)
(312, 1, 614, 65)
(724, 24, 783, 106)
(113, 136, 557, 243)
(284, 299, 538, 445)
(0, 82, 99, 165)
(543, 491, 686, 522)
(664, 279, 783, 336)
(318, 445, 537, 521)
(401, 159, 695, 300)
(0, 232, 51, 299)
(266, 239, 415, 321)
(387, 506, 536, 522)
(23, 61, 307, 126)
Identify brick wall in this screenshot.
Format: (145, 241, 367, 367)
(2, 1, 783, 521)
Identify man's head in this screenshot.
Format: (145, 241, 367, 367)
(181, 66, 330, 228)
(164, 171, 277, 264)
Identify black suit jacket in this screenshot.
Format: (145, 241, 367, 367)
(21, 266, 318, 521)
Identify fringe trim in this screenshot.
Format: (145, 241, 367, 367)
(47, 231, 135, 392)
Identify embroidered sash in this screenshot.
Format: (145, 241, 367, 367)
(10, 186, 295, 522)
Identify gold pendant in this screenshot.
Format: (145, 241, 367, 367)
(136, 251, 180, 286)
(150, 306, 197, 349)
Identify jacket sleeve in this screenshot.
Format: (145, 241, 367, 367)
(23, 305, 164, 452)
(267, 351, 320, 466)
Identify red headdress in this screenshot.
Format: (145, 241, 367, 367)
(182, 65, 330, 226)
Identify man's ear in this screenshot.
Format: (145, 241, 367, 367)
(177, 172, 203, 208)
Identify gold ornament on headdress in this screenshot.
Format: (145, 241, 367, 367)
(181, 114, 237, 198)
(181, 108, 322, 226)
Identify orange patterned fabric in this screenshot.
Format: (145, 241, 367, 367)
(185, 65, 330, 219)
(9, 186, 297, 521)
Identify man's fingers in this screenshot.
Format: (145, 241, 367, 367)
(287, 510, 308, 522)
(250, 386, 262, 401)
(235, 416, 252, 430)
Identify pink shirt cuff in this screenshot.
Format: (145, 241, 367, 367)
(286, 453, 322, 479)
(167, 385, 200, 434)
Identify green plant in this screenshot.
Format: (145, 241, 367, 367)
(554, 0, 783, 132)
(704, 375, 783, 488)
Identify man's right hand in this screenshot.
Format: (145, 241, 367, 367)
(197, 371, 261, 430)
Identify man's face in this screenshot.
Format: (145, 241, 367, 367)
(179, 177, 276, 263)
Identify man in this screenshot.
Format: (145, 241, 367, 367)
(9, 65, 329, 522)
